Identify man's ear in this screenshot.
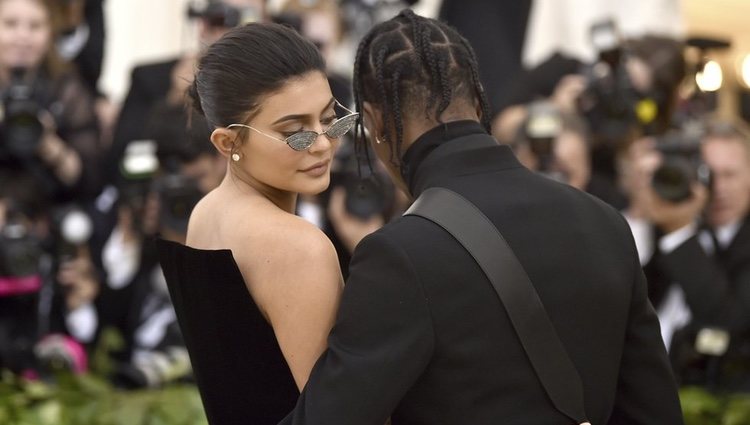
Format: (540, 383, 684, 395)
(210, 128, 237, 159)
(362, 101, 385, 140)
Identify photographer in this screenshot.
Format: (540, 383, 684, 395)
(627, 121, 750, 391)
(493, 31, 686, 212)
(93, 105, 221, 388)
(0, 172, 100, 376)
(104, 0, 265, 188)
(512, 102, 591, 189)
(0, 0, 101, 201)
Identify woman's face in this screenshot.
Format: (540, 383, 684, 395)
(0, 0, 51, 70)
(232, 71, 340, 196)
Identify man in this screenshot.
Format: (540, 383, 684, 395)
(641, 122, 750, 391)
(281, 10, 683, 425)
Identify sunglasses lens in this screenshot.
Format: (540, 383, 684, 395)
(325, 114, 359, 139)
(287, 131, 317, 151)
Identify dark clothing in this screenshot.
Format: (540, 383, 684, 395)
(157, 240, 299, 425)
(439, 0, 532, 114)
(73, 0, 106, 97)
(282, 121, 683, 425)
(1, 71, 101, 202)
(105, 59, 179, 186)
(504, 52, 584, 107)
(645, 215, 750, 391)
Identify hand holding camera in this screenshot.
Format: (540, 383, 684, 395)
(643, 182, 708, 234)
(327, 186, 384, 254)
(56, 245, 99, 311)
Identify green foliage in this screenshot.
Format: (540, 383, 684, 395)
(0, 370, 208, 425)
(3, 364, 749, 425)
(0, 325, 207, 425)
(680, 387, 750, 425)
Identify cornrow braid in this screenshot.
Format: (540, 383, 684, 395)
(353, 9, 492, 171)
(390, 65, 405, 163)
(458, 37, 492, 133)
(351, 25, 379, 176)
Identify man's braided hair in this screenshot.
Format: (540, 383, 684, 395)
(353, 9, 491, 168)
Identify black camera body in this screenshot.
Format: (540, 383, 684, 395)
(577, 21, 659, 148)
(152, 172, 202, 235)
(0, 68, 45, 162)
(652, 131, 711, 203)
(578, 59, 640, 144)
(330, 141, 393, 221)
(0, 220, 43, 282)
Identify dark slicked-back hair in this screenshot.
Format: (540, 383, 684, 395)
(353, 9, 491, 167)
(188, 22, 325, 129)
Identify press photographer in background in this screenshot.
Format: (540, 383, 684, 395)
(511, 100, 623, 204)
(0, 0, 101, 202)
(93, 103, 222, 389)
(104, 0, 265, 189)
(621, 121, 750, 392)
(494, 23, 686, 211)
(0, 171, 101, 378)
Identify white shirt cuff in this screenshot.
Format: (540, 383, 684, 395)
(659, 223, 698, 254)
(65, 302, 98, 343)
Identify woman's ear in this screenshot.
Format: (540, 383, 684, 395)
(362, 101, 384, 140)
(210, 128, 237, 159)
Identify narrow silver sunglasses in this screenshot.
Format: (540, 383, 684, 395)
(227, 100, 359, 151)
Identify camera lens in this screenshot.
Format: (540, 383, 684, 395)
(652, 158, 694, 203)
(344, 177, 385, 220)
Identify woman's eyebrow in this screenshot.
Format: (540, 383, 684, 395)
(271, 98, 336, 125)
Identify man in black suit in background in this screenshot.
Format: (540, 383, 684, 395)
(641, 121, 750, 392)
(281, 10, 683, 425)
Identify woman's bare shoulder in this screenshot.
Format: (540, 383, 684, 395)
(239, 212, 340, 277)
(188, 192, 340, 282)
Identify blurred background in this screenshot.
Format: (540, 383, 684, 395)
(2, 0, 750, 424)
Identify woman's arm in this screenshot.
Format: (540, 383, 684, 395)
(237, 219, 343, 391)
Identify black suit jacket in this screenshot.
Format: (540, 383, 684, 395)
(645, 215, 750, 390)
(281, 121, 683, 425)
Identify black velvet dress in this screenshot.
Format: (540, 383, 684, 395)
(156, 239, 299, 425)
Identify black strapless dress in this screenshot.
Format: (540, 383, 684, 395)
(156, 239, 298, 425)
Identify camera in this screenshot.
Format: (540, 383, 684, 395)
(187, 1, 261, 28)
(330, 141, 393, 220)
(0, 207, 44, 373)
(0, 68, 45, 162)
(577, 21, 658, 147)
(0, 215, 43, 289)
(521, 101, 566, 180)
(652, 130, 711, 203)
(152, 172, 203, 235)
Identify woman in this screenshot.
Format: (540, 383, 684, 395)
(157, 23, 355, 424)
(0, 0, 100, 201)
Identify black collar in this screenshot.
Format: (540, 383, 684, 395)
(401, 120, 488, 190)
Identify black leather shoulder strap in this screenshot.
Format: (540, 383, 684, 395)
(405, 187, 589, 424)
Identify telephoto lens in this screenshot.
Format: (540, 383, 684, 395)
(652, 132, 711, 203)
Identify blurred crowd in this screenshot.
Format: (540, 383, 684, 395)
(1, 0, 749, 397)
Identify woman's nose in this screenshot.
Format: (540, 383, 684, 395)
(307, 131, 333, 154)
